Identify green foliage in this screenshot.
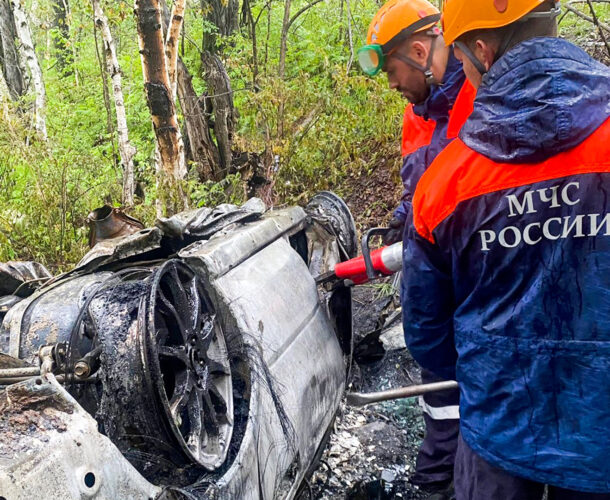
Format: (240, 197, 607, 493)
(191, 173, 245, 208)
(0, 0, 606, 271)
(0, 110, 119, 270)
(223, 0, 404, 203)
(369, 281, 399, 300)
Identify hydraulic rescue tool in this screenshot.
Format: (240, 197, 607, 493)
(316, 227, 403, 286)
(322, 227, 459, 407)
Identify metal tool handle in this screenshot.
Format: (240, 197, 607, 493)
(361, 227, 390, 281)
(346, 380, 459, 407)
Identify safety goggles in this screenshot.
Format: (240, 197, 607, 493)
(357, 45, 385, 76)
(357, 14, 440, 76)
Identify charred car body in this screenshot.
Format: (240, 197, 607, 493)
(0, 193, 356, 499)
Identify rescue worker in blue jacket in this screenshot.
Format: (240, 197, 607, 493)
(403, 0, 610, 497)
(358, 0, 474, 497)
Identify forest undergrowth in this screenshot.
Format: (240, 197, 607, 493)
(0, 0, 607, 271)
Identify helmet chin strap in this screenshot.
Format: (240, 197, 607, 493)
(392, 35, 438, 86)
(454, 40, 487, 75)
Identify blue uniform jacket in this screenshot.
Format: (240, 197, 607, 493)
(402, 37, 610, 492)
(393, 50, 465, 221)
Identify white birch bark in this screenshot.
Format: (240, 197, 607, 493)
(11, 0, 46, 139)
(0, 70, 8, 99)
(92, 0, 137, 206)
(165, 0, 185, 100)
(0, 69, 10, 119)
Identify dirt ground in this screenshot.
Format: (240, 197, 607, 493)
(305, 285, 430, 500)
(342, 142, 403, 234)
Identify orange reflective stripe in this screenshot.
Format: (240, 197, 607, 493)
(447, 80, 476, 139)
(402, 104, 436, 156)
(413, 118, 610, 243)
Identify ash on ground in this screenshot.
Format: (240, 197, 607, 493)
(306, 282, 429, 499)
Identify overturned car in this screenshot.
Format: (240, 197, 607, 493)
(0, 193, 356, 500)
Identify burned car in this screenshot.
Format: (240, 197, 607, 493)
(0, 193, 356, 499)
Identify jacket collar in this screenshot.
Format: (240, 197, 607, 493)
(413, 47, 465, 122)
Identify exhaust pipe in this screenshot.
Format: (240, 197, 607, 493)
(87, 205, 144, 248)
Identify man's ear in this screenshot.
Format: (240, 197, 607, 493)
(409, 40, 429, 65)
(474, 39, 496, 71)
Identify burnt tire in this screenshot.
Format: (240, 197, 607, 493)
(87, 260, 236, 483)
(143, 260, 234, 471)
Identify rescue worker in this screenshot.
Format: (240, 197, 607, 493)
(358, 1, 474, 497)
(402, 0, 610, 497)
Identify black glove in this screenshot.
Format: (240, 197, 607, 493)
(382, 216, 405, 245)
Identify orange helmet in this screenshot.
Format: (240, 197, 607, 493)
(442, 0, 551, 45)
(366, 0, 440, 46)
(359, 0, 441, 80)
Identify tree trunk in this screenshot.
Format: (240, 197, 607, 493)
(134, 0, 187, 210)
(176, 57, 220, 181)
(92, 13, 113, 135)
(201, 0, 239, 52)
(345, 0, 354, 73)
(0, 0, 25, 100)
(199, 0, 238, 177)
(11, 0, 46, 138)
(92, 0, 137, 206)
(165, 0, 185, 98)
(201, 49, 234, 176)
(242, 0, 259, 85)
(264, 1, 272, 71)
(278, 0, 291, 80)
(277, 0, 291, 138)
(0, 66, 10, 102)
(52, 0, 71, 76)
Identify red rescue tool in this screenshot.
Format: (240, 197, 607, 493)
(334, 241, 402, 284)
(316, 227, 402, 286)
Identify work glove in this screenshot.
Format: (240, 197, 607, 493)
(382, 216, 405, 246)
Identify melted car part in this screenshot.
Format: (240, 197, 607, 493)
(306, 191, 358, 260)
(0, 261, 52, 296)
(0, 199, 355, 499)
(0, 375, 162, 500)
(82, 261, 234, 480)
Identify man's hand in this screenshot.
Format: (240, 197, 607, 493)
(383, 216, 405, 245)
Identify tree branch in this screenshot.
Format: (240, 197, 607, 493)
(286, 0, 324, 31)
(563, 4, 610, 34)
(254, 0, 273, 28)
(585, 0, 610, 57)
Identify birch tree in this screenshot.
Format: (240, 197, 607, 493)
(165, 0, 185, 98)
(134, 0, 186, 213)
(92, 0, 137, 206)
(11, 0, 46, 138)
(0, 0, 25, 100)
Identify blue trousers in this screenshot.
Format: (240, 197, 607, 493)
(411, 368, 460, 487)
